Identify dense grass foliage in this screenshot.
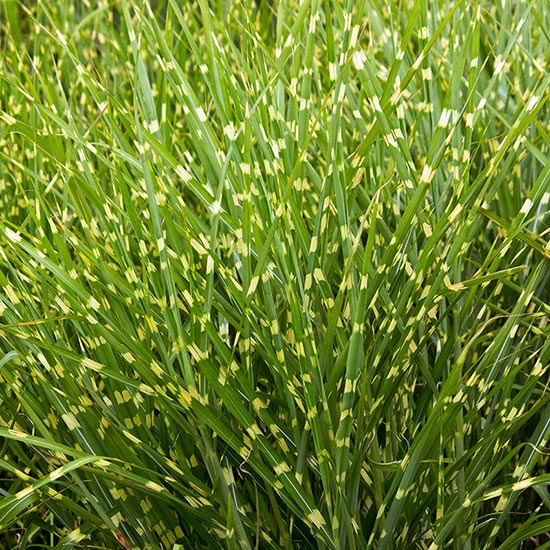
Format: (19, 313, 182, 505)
(1, 0, 550, 548)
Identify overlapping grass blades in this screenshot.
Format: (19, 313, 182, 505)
(1, 0, 549, 548)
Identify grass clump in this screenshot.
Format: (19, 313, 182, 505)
(1, 0, 550, 548)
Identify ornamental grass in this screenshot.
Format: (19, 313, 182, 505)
(1, 1, 549, 548)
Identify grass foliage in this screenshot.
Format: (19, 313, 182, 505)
(1, 0, 550, 548)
